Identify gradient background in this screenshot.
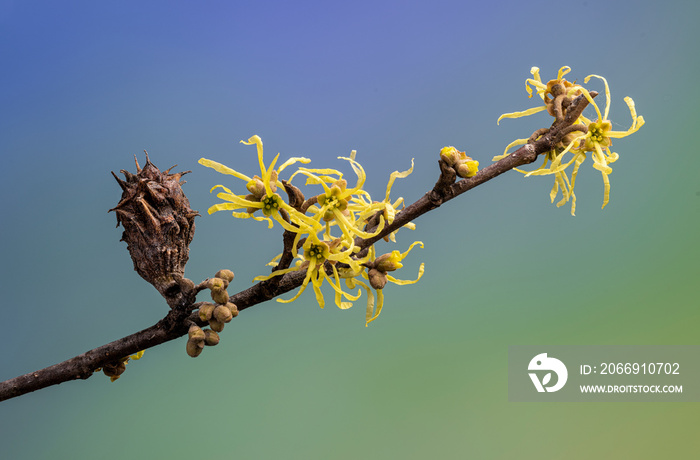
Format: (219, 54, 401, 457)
(1, 1, 698, 458)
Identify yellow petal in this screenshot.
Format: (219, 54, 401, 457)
(493, 138, 528, 161)
(240, 135, 267, 181)
(399, 241, 424, 259)
(253, 266, 298, 281)
(557, 66, 572, 80)
(580, 87, 603, 123)
(131, 350, 145, 360)
(385, 159, 414, 202)
(386, 262, 425, 286)
(199, 158, 252, 182)
(338, 155, 367, 192)
(208, 202, 252, 214)
(278, 156, 311, 173)
(250, 213, 275, 228)
(364, 287, 377, 326)
(497, 106, 547, 125)
(584, 74, 611, 121)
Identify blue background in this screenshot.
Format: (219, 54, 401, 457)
(1, 1, 699, 458)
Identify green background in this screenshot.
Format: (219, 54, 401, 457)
(1, 1, 698, 458)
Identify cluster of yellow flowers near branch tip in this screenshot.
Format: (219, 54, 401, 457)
(495, 66, 644, 215)
(199, 136, 423, 325)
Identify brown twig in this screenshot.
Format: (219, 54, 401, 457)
(0, 91, 595, 402)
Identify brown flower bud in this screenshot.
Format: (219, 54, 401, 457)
(368, 268, 388, 290)
(214, 305, 233, 323)
(209, 318, 225, 332)
(226, 302, 239, 318)
(204, 329, 220, 346)
(103, 361, 127, 378)
(215, 269, 235, 283)
(188, 325, 206, 341)
(186, 338, 204, 357)
(246, 177, 266, 199)
(207, 277, 226, 291)
(198, 303, 216, 322)
(210, 288, 230, 305)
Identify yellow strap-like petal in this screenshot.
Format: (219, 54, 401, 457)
(208, 202, 250, 214)
(253, 266, 298, 281)
(338, 155, 366, 191)
(493, 138, 528, 161)
(213, 193, 262, 209)
(580, 88, 603, 123)
(385, 159, 414, 202)
(210, 184, 234, 194)
(277, 156, 311, 174)
(497, 106, 546, 125)
(557, 66, 571, 80)
(199, 158, 251, 182)
(262, 152, 281, 196)
(399, 241, 424, 259)
(386, 262, 425, 286)
(364, 286, 377, 326)
(366, 290, 384, 325)
(584, 75, 611, 121)
(239, 135, 268, 182)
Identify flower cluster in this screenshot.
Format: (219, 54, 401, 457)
(199, 136, 423, 324)
(188, 269, 238, 357)
(494, 66, 645, 215)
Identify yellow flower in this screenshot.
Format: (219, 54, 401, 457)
(440, 146, 479, 177)
(495, 68, 644, 215)
(255, 231, 361, 309)
(201, 136, 425, 326)
(363, 241, 425, 325)
(351, 158, 416, 243)
(292, 151, 387, 241)
(556, 75, 645, 212)
(199, 135, 321, 233)
(497, 66, 585, 125)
